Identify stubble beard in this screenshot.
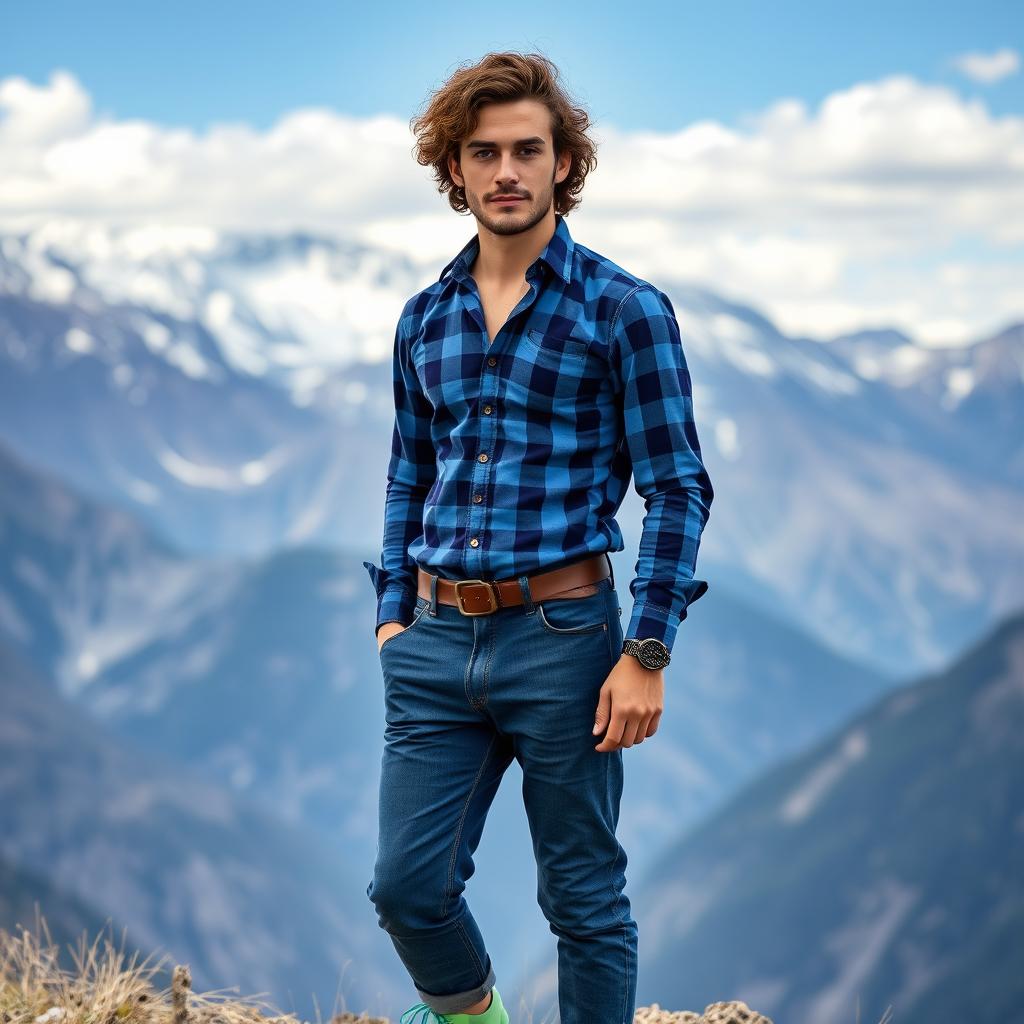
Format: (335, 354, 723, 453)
(464, 169, 558, 237)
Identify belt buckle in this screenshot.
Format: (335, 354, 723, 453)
(453, 579, 499, 616)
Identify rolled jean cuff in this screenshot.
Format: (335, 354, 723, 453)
(415, 958, 496, 1015)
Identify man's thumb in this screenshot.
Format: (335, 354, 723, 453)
(592, 691, 610, 734)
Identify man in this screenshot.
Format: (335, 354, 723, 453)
(362, 51, 713, 1024)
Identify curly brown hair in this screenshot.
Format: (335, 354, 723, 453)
(409, 51, 598, 216)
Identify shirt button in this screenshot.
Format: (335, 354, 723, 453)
(478, 453, 488, 462)
(483, 405, 492, 414)
(487, 356, 497, 366)
(469, 537, 480, 547)
(473, 494, 483, 503)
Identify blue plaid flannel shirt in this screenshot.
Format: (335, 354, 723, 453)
(363, 212, 713, 654)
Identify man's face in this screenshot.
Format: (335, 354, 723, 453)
(450, 98, 572, 237)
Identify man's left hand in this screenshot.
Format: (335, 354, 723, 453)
(592, 655, 664, 751)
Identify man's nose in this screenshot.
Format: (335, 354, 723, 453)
(496, 156, 520, 183)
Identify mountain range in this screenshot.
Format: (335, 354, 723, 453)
(0, 433, 895, 992)
(2, 225, 1022, 676)
(1, 221, 1020, 1021)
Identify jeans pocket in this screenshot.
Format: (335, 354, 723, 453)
(535, 587, 609, 635)
(379, 595, 431, 655)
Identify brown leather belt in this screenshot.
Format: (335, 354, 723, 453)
(417, 553, 612, 616)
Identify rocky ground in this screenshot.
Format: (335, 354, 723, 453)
(330, 1002, 773, 1023)
(0, 917, 772, 1024)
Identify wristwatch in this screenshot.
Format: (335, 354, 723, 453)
(622, 637, 671, 670)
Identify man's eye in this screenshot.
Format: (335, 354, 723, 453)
(473, 148, 540, 158)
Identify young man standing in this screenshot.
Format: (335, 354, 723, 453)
(363, 52, 714, 1024)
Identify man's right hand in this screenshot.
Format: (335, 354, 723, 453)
(376, 621, 406, 653)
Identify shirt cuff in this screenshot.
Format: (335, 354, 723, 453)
(362, 560, 417, 634)
(375, 594, 413, 636)
(623, 579, 709, 657)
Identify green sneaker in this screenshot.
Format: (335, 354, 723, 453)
(399, 985, 509, 1023)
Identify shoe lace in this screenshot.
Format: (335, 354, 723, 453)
(399, 1003, 451, 1024)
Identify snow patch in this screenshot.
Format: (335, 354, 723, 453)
(64, 326, 94, 354)
(941, 365, 975, 410)
(715, 416, 741, 461)
(27, 260, 76, 304)
(800, 879, 917, 1024)
(156, 442, 291, 491)
(139, 318, 171, 353)
(165, 340, 213, 379)
(780, 728, 869, 823)
(200, 289, 270, 376)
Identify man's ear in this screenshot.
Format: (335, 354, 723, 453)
(556, 148, 572, 185)
(449, 150, 464, 188)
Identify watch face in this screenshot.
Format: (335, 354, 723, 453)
(638, 639, 670, 669)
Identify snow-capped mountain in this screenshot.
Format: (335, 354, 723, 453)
(0, 222, 420, 394)
(650, 280, 1024, 673)
(825, 322, 1024, 486)
(0, 224, 409, 561)
(1, 223, 1021, 676)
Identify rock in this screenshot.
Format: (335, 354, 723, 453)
(633, 1002, 773, 1023)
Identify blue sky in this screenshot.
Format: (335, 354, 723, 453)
(1, 1, 1022, 345)
(5, 0, 1021, 132)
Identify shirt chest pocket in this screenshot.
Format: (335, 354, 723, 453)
(507, 325, 605, 406)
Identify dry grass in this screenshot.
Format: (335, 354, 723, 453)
(0, 910, 371, 1024)
(0, 910, 891, 1024)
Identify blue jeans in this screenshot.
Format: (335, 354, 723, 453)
(366, 568, 638, 1023)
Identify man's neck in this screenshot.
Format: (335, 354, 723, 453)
(470, 212, 556, 287)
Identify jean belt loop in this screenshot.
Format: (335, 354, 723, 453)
(517, 574, 536, 615)
(429, 572, 439, 616)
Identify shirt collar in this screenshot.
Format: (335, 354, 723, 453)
(437, 212, 575, 286)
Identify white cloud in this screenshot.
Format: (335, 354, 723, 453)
(949, 47, 1021, 85)
(0, 68, 1021, 346)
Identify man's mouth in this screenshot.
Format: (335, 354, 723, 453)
(492, 196, 525, 203)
